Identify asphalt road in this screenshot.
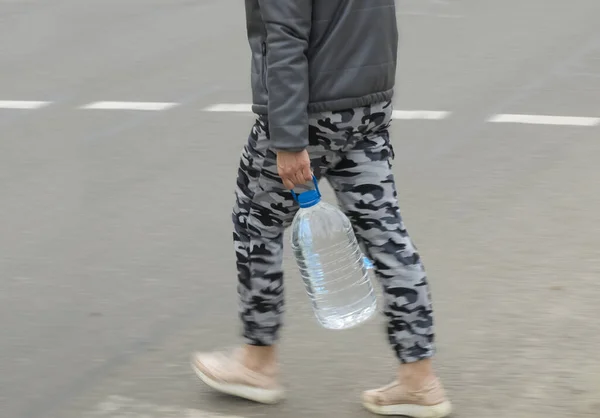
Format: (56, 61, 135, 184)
(1, 1, 600, 417)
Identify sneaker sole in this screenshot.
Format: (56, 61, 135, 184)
(191, 363, 285, 405)
(362, 400, 452, 418)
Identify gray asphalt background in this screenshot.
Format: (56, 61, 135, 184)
(1, 1, 600, 417)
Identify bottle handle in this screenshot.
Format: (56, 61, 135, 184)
(290, 175, 320, 204)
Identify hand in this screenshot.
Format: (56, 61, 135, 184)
(276, 149, 313, 190)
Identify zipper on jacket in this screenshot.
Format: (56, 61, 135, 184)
(261, 41, 268, 92)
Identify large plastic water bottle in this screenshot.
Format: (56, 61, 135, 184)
(290, 177, 378, 330)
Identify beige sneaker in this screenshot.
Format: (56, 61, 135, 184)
(191, 348, 284, 404)
(362, 378, 452, 417)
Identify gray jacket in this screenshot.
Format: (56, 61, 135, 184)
(244, 0, 398, 151)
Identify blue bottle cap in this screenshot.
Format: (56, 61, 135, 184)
(297, 189, 321, 208)
(291, 175, 321, 208)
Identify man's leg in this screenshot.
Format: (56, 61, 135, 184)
(192, 117, 296, 404)
(234, 121, 291, 354)
(326, 104, 452, 417)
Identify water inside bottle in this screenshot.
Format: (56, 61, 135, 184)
(291, 201, 378, 330)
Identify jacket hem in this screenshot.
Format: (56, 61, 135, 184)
(307, 89, 394, 114)
(251, 89, 394, 116)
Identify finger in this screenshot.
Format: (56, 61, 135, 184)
(293, 172, 306, 187)
(282, 176, 295, 190)
(278, 166, 291, 184)
(302, 164, 313, 182)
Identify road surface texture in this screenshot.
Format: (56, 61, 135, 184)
(1, 1, 600, 417)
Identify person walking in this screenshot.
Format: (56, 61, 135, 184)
(192, 1, 452, 416)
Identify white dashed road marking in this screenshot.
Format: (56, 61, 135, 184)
(204, 103, 253, 113)
(0, 100, 51, 109)
(81, 101, 180, 111)
(488, 113, 600, 127)
(204, 103, 452, 120)
(88, 395, 245, 418)
(391, 110, 450, 120)
(1, 99, 599, 128)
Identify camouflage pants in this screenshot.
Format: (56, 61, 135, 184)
(232, 101, 435, 363)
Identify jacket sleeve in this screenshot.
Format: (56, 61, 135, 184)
(258, 0, 312, 152)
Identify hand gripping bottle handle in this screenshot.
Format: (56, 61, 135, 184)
(290, 175, 321, 209)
